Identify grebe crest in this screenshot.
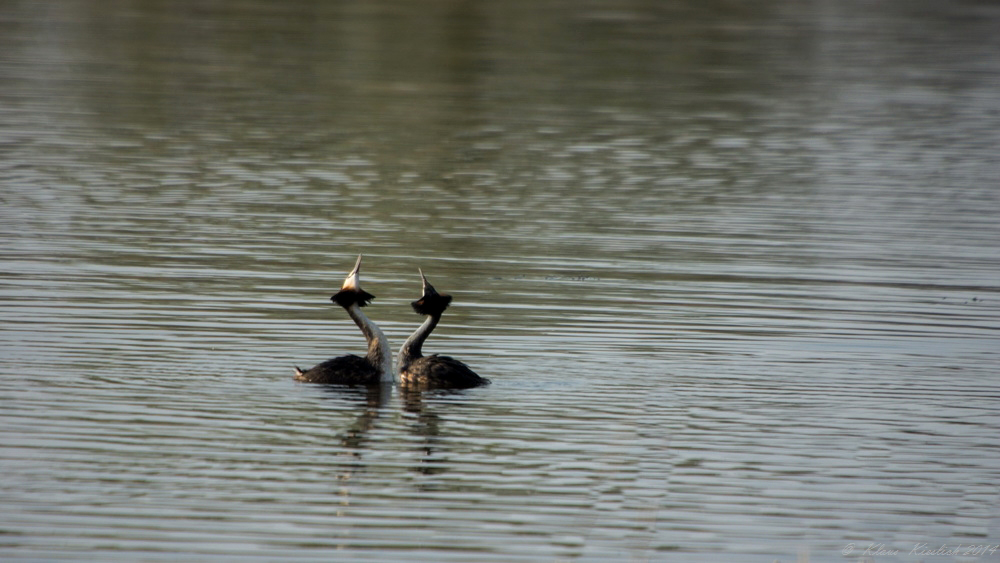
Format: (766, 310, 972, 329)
(411, 270, 452, 315)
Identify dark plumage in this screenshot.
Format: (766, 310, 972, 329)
(294, 355, 379, 385)
(397, 270, 490, 390)
(332, 287, 374, 309)
(402, 354, 485, 389)
(411, 290, 451, 316)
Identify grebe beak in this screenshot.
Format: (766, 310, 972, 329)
(342, 254, 363, 290)
(419, 268, 439, 296)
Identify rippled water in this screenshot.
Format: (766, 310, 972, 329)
(3, 0, 1000, 561)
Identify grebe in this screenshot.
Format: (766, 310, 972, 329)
(294, 255, 393, 385)
(397, 270, 489, 389)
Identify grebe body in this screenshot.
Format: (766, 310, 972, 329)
(294, 255, 392, 385)
(397, 270, 489, 390)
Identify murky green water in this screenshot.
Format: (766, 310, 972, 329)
(3, 0, 999, 561)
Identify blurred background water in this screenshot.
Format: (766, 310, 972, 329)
(2, 0, 999, 561)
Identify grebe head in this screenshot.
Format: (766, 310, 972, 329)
(332, 254, 376, 308)
(411, 269, 453, 316)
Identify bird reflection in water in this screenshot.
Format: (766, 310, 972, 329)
(333, 384, 391, 452)
(400, 386, 451, 477)
(318, 383, 392, 500)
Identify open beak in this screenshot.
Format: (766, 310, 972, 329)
(342, 254, 363, 290)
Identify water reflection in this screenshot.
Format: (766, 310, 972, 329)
(400, 388, 449, 477)
(318, 383, 392, 527)
(328, 385, 391, 454)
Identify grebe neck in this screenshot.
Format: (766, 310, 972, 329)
(397, 313, 440, 374)
(345, 303, 393, 383)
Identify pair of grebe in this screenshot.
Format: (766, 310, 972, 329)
(293, 255, 489, 389)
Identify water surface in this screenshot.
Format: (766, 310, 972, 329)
(2, 0, 1000, 561)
